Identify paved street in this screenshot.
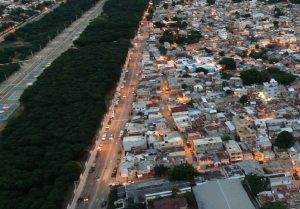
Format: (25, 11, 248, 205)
(74, 18, 149, 209)
(0, 0, 107, 121)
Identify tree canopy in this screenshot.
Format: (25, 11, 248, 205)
(0, 63, 20, 83)
(245, 174, 268, 196)
(239, 95, 248, 105)
(240, 68, 295, 86)
(261, 201, 287, 209)
(159, 29, 202, 45)
(207, 0, 216, 5)
(275, 131, 294, 149)
(219, 57, 236, 70)
(0, 0, 148, 208)
(154, 165, 169, 176)
(168, 163, 199, 181)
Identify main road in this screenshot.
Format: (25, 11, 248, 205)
(73, 17, 149, 209)
(0, 0, 107, 120)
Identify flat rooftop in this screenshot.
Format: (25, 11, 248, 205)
(193, 178, 255, 209)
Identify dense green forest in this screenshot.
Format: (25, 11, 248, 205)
(0, 0, 99, 64)
(0, 63, 20, 83)
(0, 0, 148, 208)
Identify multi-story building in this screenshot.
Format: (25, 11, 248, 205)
(192, 137, 223, 154)
(263, 78, 279, 100)
(232, 115, 256, 144)
(225, 140, 243, 163)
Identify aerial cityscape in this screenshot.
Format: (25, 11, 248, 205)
(0, 0, 300, 209)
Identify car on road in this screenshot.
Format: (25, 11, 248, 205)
(118, 131, 124, 140)
(109, 134, 113, 140)
(77, 196, 89, 203)
(101, 200, 107, 208)
(105, 126, 110, 131)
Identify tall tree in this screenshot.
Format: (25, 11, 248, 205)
(275, 131, 294, 149)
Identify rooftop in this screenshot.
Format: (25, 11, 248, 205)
(193, 178, 255, 209)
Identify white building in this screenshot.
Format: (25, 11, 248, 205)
(218, 29, 228, 40)
(160, 132, 184, 149)
(263, 78, 279, 100)
(123, 135, 147, 152)
(225, 140, 243, 162)
(193, 137, 223, 154)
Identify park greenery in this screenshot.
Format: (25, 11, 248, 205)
(245, 174, 269, 196)
(275, 131, 294, 149)
(0, 0, 148, 208)
(0, 0, 100, 64)
(0, 63, 20, 83)
(240, 67, 296, 86)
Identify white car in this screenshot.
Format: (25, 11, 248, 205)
(109, 134, 113, 140)
(109, 182, 116, 187)
(102, 134, 106, 140)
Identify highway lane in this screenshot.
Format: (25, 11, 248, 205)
(0, 0, 107, 120)
(74, 17, 149, 209)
